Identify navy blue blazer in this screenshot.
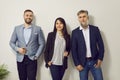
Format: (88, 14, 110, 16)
(71, 25, 104, 67)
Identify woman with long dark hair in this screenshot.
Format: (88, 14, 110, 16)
(44, 17, 70, 80)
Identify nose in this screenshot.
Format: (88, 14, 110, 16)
(27, 16, 31, 18)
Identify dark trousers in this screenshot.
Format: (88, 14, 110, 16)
(50, 65, 65, 80)
(17, 55, 37, 80)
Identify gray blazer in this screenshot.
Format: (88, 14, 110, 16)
(9, 24, 45, 62)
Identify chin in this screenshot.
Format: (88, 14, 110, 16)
(81, 23, 88, 26)
(57, 29, 62, 31)
(57, 28, 62, 30)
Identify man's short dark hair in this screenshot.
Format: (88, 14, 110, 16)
(77, 10, 88, 16)
(24, 9, 33, 14)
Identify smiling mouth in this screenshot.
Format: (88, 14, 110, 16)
(58, 27, 61, 28)
(27, 18, 31, 20)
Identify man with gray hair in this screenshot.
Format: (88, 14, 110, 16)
(71, 10, 104, 80)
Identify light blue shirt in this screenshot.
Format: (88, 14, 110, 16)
(23, 26, 32, 44)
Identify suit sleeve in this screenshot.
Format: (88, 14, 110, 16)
(9, 27, 19, 53)
(96, 27, 105, 61)
(71, 31, 80, 66)
(44, 33, 51, 67)
(65, 35, 71, 55)
(35, 27, 45, 58)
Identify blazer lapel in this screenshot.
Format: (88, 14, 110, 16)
(78, 28, 86, 43)
(89, 25, 93, 48)
(52, 32, 56, 46)
(77, 28, 86, 50)
(51, 32, 56, 55)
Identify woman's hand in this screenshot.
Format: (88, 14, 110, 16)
(48, 61, 52, 66)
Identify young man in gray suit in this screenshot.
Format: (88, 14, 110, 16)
(9, 9, 45, 80)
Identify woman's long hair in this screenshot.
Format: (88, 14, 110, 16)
(53, 17, 69, 39)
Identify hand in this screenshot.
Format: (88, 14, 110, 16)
(76, 65, 84, 71)
(18, 48, 26, 55)
(48, 61, 52, 66)
(64, 51, 68, 57)
(94, 59, 102, 68)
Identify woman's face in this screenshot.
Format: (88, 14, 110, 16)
(56, 20, 64, 31)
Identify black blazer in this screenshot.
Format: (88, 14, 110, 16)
(44, 32, 70, 69)
(71, 25, 104, 67)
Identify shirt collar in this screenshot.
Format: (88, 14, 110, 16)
(22, 24, 32, 29)
(79, 25, 89, 30)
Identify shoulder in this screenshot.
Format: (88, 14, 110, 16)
(33, 25, 42, 30)
(48, 32, 54, 36)
(89, 25, 100, 33)
(72, 27, 79, 35)
(46, 32, 55, 40)
(13, 24, 24, 32)
(72, 27, 79, 32)
(15, 24, 23, 29)
(89, 25, 99, 29)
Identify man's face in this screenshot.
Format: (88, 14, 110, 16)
(78, 13, 89, 27)
(24, 12, 33, 24)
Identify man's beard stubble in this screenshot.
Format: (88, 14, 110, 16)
(24, 18, 32, 24)
(81, 20, 89, 28)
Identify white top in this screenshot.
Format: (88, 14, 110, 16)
(51, 32, 66, 65)
(79, 25, 92, 58)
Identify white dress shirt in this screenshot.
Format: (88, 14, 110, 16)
(80, 25, 92, 58)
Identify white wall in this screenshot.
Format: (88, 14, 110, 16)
(0, 0, 120, 80)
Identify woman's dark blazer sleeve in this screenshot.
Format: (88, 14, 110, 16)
(65, 35, 71, 55)
(44, 33, 51, 68)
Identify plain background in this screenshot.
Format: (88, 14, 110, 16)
(0, 0, 120, 80)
